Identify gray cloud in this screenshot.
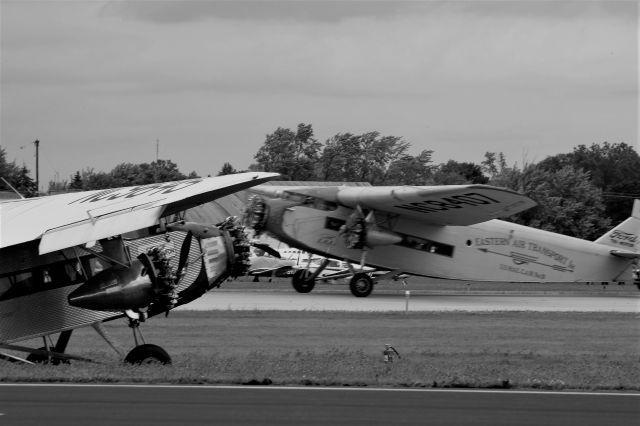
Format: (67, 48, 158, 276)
(101, 0, 638, 24)
(101, 0, 417, 23)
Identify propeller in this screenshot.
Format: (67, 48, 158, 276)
(175, 231, 193, 280)
(242, 195, 268, 235)
(340, 206, 402, 249)
(252, 242, 282, 259)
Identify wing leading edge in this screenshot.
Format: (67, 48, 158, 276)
(0, 172, 279, 254)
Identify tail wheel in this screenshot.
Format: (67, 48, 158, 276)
(292, 269, 315, 293)
(124, 344, 172, 365)
(349, 272, 374, 297)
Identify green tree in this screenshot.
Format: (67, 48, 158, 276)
(0, 147, 21, 187)
(109, 160, 190, 187)
(69, 171, 83, 190)
(81, 168, 117, 189)
(513, 164, 610, 239)
(537, 142, 640, 224)
(432, 160, 488, 185)
(217, 162, 237, 176)
(385, 150, 434, 185)
(253, 123, 321, 180)
(318, 132, 410, 184)
(1, 147, 38, 197)
(14, 165, 38, 197)
(483, 152, 526, 191)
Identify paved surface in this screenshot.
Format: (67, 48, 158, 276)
(1, 384, 638, 426)
(178, 290, 640, 312)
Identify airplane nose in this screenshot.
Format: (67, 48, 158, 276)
(68, 262, 155, 311)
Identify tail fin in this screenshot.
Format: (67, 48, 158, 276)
(594, 199, 640, 253)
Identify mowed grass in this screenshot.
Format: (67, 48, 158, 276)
(2, 310, 639, 390)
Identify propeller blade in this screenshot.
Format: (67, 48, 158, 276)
(176, 231, 193, 278)
(252, 243, 281, 259)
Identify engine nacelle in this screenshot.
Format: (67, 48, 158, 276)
(68, 260, 155, 311)
(69, 244, 179, 312)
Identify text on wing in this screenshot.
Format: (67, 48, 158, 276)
(69, 179, 203, 204)
(393, 192, 500, 213)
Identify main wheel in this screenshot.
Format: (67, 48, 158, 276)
(292, 269, 315, 293)
(349, 272, 374, 297)
(124, 344, 172, 365)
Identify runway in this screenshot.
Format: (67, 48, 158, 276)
(178, 290, 640, 312)
(1, 384, 638, 426)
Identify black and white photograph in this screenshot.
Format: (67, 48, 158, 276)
(1, 1, 639, 425)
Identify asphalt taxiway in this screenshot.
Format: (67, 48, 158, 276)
(179, 290, 640, 312)
(1, 384, 638, 426)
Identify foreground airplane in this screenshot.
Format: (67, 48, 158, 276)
(0, 172, 278, 364)
(244, 184, 640, 297)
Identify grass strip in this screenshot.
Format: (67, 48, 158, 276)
(2, 311, 638, 390)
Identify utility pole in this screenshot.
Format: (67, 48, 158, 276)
(156, 138, 159, 162)
(34, 139, 39, 194)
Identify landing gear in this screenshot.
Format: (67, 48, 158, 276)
(121, 310, 172, 365)
(25, 331, 73, 364)
(292, 269, 315, 293)
(124, 344, 171, 365)
(349, 272, 374, 297)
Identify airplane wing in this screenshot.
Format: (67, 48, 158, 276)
(252, 184, 536, 226)
(0, 172, 279, 254)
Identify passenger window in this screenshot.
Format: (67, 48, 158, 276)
(0, 276, 11, 298)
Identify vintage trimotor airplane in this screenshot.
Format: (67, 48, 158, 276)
(0, 172, 278, 364)
(243, 184, 640, 297)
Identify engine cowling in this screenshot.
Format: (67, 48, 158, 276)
(68, 260, 154, 311)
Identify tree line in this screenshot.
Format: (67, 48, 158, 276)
(1, 123, 639, 240)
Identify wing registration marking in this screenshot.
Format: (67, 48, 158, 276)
(394, 193, 501, 214)
(69, 179, 203, 205)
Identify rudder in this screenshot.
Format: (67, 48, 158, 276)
(594, 199, 640, 252)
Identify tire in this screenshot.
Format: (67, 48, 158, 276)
(349, 272, 374, 297)
(124, 344, 172, 365)
(292, 269, 315, 293)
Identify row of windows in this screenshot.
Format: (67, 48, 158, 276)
(0, 257, 105, 301)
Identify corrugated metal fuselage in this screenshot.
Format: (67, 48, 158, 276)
(0, 231, 231, 344)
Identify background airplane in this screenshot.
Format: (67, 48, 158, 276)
(0, 172, 278, 364)
(243, 184, 640, 297)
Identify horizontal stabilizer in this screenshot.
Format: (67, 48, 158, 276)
(609, 250, 640, 259)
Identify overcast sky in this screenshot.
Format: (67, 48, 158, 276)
(1, 0, 638, 189)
